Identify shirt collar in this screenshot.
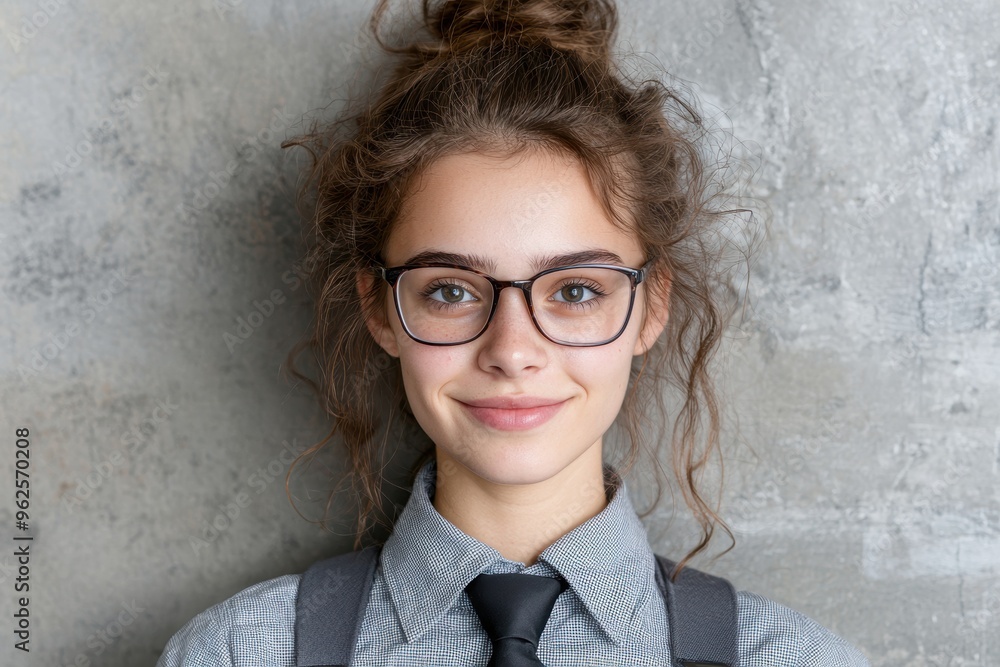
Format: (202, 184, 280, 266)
(379, 457, 659, 648)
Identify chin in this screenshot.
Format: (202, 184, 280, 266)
(471, 450, 571, 485)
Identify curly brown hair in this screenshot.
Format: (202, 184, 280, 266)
(280, 0, 757, 575)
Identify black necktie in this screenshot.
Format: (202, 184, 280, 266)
(465, 572, 569, 667)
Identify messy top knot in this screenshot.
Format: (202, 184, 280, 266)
(418, 0, 617, 66)
(283, 0, 756, 577)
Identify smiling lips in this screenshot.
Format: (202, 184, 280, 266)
(458, 396, 569, 431)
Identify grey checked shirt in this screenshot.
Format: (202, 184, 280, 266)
(158, 458, 870, 666)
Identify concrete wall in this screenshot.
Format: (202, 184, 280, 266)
(1, 0, 997, 664)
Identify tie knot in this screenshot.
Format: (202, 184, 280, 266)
(465, 572, 568, 665)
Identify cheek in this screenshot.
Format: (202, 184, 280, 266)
(397, 345, 465, 400)
(566, 344, 635, 395)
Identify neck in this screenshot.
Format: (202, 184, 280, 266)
(431, 445, 611, 566)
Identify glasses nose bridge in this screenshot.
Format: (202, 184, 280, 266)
(491, 277, 536, 315)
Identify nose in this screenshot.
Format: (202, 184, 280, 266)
(475, 285, 549, 373)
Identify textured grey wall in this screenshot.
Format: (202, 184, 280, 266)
(1, 0, 997, 665)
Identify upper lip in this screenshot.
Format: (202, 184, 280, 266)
(460, 396, 568, 409)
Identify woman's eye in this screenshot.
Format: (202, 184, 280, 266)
(553, 284, 598, 303)
(430, 284, 476, 303)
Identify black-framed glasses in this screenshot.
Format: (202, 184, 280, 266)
(372, 257, 656, 347)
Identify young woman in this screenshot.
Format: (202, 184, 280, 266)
(158, 0, 870, 665)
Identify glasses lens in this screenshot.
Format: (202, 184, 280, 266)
(396, 266, 633, 345)
(532, 267, 633, 344)
(397, 267, 493, 344)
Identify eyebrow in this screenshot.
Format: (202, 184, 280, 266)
(400, 249, 627, 274)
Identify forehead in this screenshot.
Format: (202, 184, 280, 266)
(384, 150, 642, 274)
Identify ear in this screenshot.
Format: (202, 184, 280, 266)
(356, 268, 401, 358)
(633, 267, 672, 357)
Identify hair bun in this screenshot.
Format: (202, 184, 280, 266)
(426, 0, 618, 65)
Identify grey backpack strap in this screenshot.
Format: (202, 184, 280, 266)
(295, 544, 382, 667)
(654, 553, 739, 667)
